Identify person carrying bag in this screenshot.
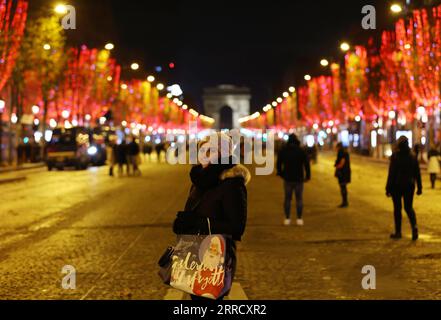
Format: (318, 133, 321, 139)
(158, 132, 250, 300)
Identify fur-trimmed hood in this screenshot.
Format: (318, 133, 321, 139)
(220, 164, 251, 185)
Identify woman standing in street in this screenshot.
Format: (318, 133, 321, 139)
(386, 136, 422, 241)
(334, 143, 351, 208)
(173, 132, 250, 300)
(428, 144, 440, 189)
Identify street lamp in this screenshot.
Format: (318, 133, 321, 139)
(288, 86, 296, 93)
(147, 75, 155, 83)
(43, 44, 51, 51)
(282, 92, 289, 98)
(32, 105, 40, 115)
(304, 74, 312, 81)
(130, 63, 140, 71)
(390, 3, 403, 14)
(105, 43, 114, 51)
(156, 83, 165, 91)
(54, 4, 68, 15)
(320, 59, 329, 67)
(340, 42, 350, 52)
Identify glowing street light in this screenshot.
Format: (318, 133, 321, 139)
(105, 43, 115, 51)
(282, 92, 289, 98)
(121, 83, 128, 90)
(320, 59, 329, 67)
(43, 44, 51, 51)
(276, 97, 283, 103)
(54, 4, 68, 15)
(288, 86, 296, 93)
(61, 110, 70, 119)
(147, 75, 155, 83)
(49, 118, 57, 128)
(130, 63, 140, 71)
(340, 42, 350, 52)
(11, 113, 18, 124)
(32, 105, 40, 115)
(156, 83, 165, 91)
(304, 74, 312, 81)
(390, 3, 403, 14)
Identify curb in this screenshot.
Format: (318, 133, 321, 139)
(0, 176, 27, 185)
(0, 164, 45, 174)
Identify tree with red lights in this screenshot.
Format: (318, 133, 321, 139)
(0, 0, 28, 93)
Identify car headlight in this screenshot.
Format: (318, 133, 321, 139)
(87, 146, 98, 156)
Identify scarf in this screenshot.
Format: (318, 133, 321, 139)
(184, 157, 235, 212)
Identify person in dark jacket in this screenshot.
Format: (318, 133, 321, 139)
(115, 141, 128, 176)
(428, 144, 440, 189)
(386, 136, 422, 241)
(127, 137, 141, 176)
(277, 134, 311, 226)
(334, 142, 351, 208)
(155, 142, 164, 163)
(173, 132, 250, 301)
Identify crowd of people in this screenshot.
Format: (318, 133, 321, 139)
(164, 131, 439, 301)
(276, 133, 440, 242)
(106, 138, 170, 177)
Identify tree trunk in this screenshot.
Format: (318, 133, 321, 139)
(41, 95, 48, 161)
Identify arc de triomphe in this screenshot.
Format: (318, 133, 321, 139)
(203, 85, 251, 129)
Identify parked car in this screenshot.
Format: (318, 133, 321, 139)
(46, 127, 92, 171)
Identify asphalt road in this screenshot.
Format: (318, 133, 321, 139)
(1, 153, 441, 300)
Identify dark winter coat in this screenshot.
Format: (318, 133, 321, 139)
(173, 162, 251, 241)
(127, 141, 140, 156)
(334, 149, 351, 184)
(277, 142, 311, 182)
(386, 150, 422, 194)
(115, 143, 128, 164)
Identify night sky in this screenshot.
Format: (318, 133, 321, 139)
(29, 0, 397, 113)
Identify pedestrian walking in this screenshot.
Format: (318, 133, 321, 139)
(127, 137, 141, 176)
(277, 134, 311, 226)
(155, 142, 164, 163)
(107, 138, 117, 177)
(143, 142, 153, 162)
(386, 136, 422, 241)
(428, 144, 440, 189)
(334, 142, 351, 208)
(116, 141, 128, 176)
(173, 132, 250, 301)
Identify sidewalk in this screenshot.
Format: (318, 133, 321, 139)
(0, 163, 45, 184)
(0, 162, 45, 174)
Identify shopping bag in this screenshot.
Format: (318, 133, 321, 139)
(168, 219, 234, 300)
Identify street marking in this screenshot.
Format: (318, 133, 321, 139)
(163, 282, 248, 300)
